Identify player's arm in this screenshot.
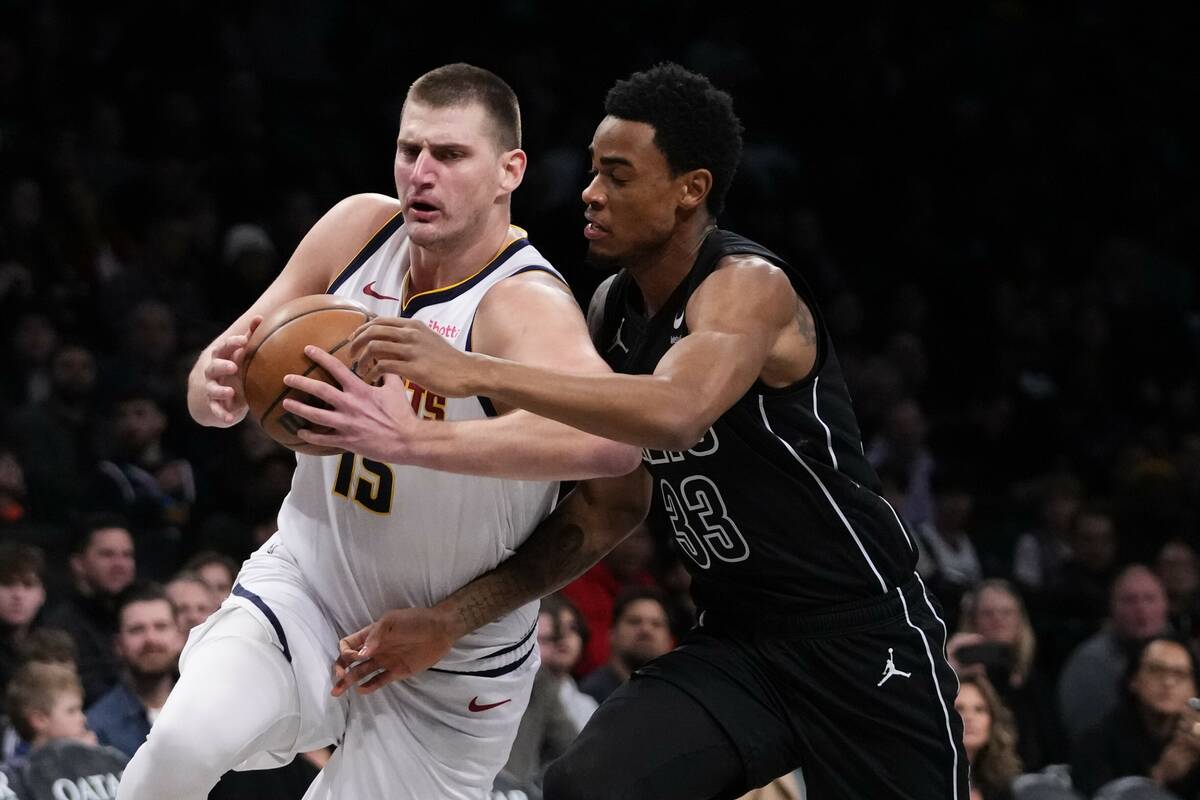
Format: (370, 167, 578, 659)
(332, 466, 652, 694)
(280, 271, 642, 480)
(186, 194, 401, 428)
(351, 257, 808, 450)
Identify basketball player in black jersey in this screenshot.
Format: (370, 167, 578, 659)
(324, 63, 968, 799)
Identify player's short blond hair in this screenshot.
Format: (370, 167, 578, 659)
(406, 63, 521, 151)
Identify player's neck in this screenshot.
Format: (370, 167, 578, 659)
(407, 217, 513, 295)
(626, 216, 715, 315)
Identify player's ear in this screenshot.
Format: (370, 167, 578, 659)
(678, 168, 712, 212)
(499, 148, 526, 194)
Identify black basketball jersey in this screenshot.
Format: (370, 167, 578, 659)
(596, 229, 918, 617)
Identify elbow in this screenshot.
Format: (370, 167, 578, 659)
(595, 441, 643, 477)
(652, 419, 710, 453)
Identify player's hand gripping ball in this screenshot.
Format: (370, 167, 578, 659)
(242, 295, 375, 455)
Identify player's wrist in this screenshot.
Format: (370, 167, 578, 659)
(465, 353, 501, 397)
(430, 599, 471, 641)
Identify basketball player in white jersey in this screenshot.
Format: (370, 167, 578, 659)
(116, 64, 644, 800)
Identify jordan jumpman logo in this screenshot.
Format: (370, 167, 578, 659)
(608, 318, 629, 354)
(877, 648, 912, 686)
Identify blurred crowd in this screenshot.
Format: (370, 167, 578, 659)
(1, 2, 1199, 799)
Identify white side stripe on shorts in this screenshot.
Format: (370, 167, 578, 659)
(758, 395, 888, 593)
(897, 584, 959, 800)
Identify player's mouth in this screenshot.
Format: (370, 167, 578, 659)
(407, 199, 442, 223)
(584, 215, 609, 240)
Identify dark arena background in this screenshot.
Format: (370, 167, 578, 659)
(1, 3, 1199, 799)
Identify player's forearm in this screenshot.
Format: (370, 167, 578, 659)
(397, 412, 641, 481)
(468, 356, 708, 451)
(186, 352, 218, 426)
(433, 470, 651, 638)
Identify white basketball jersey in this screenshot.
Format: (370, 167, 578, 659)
(274, 213, 561, 671)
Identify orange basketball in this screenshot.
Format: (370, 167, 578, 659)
(242, 294, 374, 455)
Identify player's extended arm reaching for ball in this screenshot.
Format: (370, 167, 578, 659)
(344, 255, 813, 451)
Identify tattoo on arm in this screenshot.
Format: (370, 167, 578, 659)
(796, 296, 817, 347)
(447, 510, 593, 632)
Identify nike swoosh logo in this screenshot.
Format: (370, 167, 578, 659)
(468, 696, 512, 712)
(673, 309, 685, 330)
(363, 281, 400, 301)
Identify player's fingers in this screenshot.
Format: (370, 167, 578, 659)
(341, 658, 385, 688)
(208, 401, 236, 425)
(330, 661, 368, 697)
(207, 384, 236, 402)
(355, 669, 398, 695)
(338, 630, 369, 666)
(247, 315, 263, 335)
(282, 373, 342, 406)
(281, 398, 338, 428)
(294, 429, 341, 448)
(206, 359, 239, 378)
(303, 346, 361, 389)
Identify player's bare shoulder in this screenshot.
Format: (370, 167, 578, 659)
(288, 193, 403, 287)
(323, 193, 404, 247)
(692, 254, 797, 327)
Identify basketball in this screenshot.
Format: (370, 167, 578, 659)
(242, 294, 375, 455)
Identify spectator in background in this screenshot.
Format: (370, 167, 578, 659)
(867, 398, 935, 529)
(1072, 636, 1200, 798)
(106, 300, 179, 405)
(1012, 474, 1081, 593)
(42, 515, 136, 705)
(164, 572, 217, 635)
(562, 524, 658, 677)
(0, 543, 45, 691)
(537, 594, 598, 732)
(915, 471, 981, 629)
(1058, 565, 1169, 747)
(182, 551, 237, 601)
(1043, 506, 1121, 664)
(956, 674, 1021, 800)
(4, 312, 56, 410)
(949, 580, 1064, 769)
(579, 587, 673, 705)
(86, 583, 183, 758)
(5, 344, 99, 525)
(4, 663, 94, 760)
(91, 389, 195, 580)
(501, 664, 577, 790)
(3, 663, 128, 799)
(0, 445, 28, 530)
(1155, 539, 1200, 642)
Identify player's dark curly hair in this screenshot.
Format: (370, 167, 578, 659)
(604, 63, 743, 217)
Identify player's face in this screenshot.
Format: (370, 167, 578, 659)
(394, 100, 516, 252)
(582, 117, 688, 268)
(953, 684, 991, 757)
(116, 599, 184, 677)
(0, 574, 44, 627)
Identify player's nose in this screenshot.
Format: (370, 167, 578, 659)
(581, 174, 604, 207)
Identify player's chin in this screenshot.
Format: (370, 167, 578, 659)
(583, 242, 623, 272)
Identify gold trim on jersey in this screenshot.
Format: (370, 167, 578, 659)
(400, 225, 529, 311)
